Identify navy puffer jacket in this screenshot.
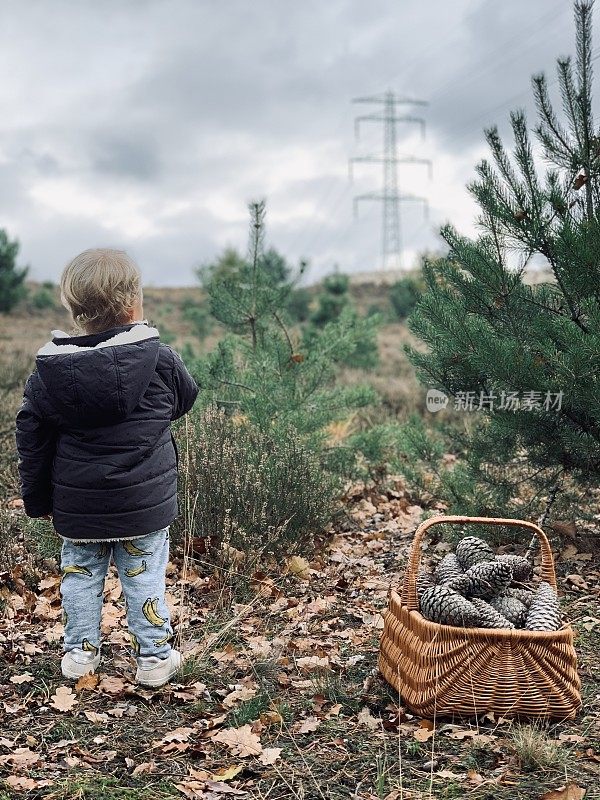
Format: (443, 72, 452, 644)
(15, 322, 199, 542)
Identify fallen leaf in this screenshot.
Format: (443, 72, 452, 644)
(161, 727, 195, 743)
(97, 675, 127, 694)
(132, 761, 157, 776)
(467, 769, 484, 786)
(541, 784, 586, 800)
(75, 672, 99, 691)
(287, 556, 311, 580)
(297, 716, 320, 734)
(50, 686, 77, 712)
(558, 733, 586, 744)
(296, 656, 330, 672)
(4, 776, 37, 790)
(10, 673, 34, 684)
(435, 768, 466, 779)
(357, 707, 380, 731)
(84, 711, 109, 723)
(0, 747, 39, 767)
(213, 725, 262, 757)
(259, 747, 282, 765)
(223, 686, 257, 708)
(414, 727, 435, 742)
(211, 765, 243, 781)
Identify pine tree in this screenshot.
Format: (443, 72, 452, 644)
(191, 200, 379, 473)
(405, 1, 600, 511)
(0, 230, 28, 313)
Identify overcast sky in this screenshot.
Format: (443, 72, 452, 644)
(0, 0, 584, 286)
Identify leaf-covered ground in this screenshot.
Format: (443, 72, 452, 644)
(1, 485, 599, 800)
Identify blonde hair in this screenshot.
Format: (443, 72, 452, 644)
(60, 248, 142, 334)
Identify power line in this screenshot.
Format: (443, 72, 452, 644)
(350, 90, 431, 270)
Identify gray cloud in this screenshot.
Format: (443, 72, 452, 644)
(0, 0, 578, 284)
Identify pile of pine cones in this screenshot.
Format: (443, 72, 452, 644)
(416, 536, 562, 631)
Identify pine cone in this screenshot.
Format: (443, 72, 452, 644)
(419, 585, 480, 627)
(471, 598, 515, 629)
(416, 569, 436, 598)
(495, 554, 533, 582)
(448, 560, 512, 600)
(505, 587, 536, 607)
(488, 594, 528, 627)
(456, 536, 495, 570)
(434, 553, 464, 585)
(525, 581, 562, 631)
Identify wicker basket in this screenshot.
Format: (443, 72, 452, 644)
(378, 515, 581, 719)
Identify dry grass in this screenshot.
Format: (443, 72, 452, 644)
(508, 724, 567, 771)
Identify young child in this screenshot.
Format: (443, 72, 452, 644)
(15, 248, 199, 688)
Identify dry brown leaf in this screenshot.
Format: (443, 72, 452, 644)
(97, 675, 127, 694)
(297, 716, 320, 734)
(75, 672, 99, 691)
(259, 710, 283, 726)
(550, 520, 577, 539)
(50, 686, 77, 712)
(223, 686, 257, 708)
(131, 761, 157, 776)
(210, 765, 243, 781)
(287, 556, 311, 580)
(357, 707, 380, 731)
(541, 784, 586, 800)
(10, 673, 34, 684)
(4, 776, 38, 790)
(296, 656, 330, 672)
(467, 769, 484, 786)
(161, 727, 195, 743)
(414, 727, 435, 742)
(0, 747, 39, 767)
(213, 724, 262, 757)
(435, 768, 466, 779)
(259, 747, 282, 765)
(558, 733, 586, 744)
(84, 711, 109, 723)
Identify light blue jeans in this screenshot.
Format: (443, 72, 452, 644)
(59, 527, 174, 659)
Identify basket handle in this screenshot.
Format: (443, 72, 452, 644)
(400, 514, 557, 610)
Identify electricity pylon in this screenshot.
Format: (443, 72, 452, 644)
(350, 90, 431, 270)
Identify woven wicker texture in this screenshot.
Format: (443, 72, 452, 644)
(378, 515, 582, 719)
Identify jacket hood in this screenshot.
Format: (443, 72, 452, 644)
(35, 322, 161, 426)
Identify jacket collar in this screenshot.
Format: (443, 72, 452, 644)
(37, 322, 159, 356)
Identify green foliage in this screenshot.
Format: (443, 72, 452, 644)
(311, 272, 350, 326)
(389, 272, 425, 320)
(182, 302, 211, 340)
(0, 230, 28, 313)
(174, 405, 336, 563)
(404, 2, 600, 512)
(197, 244, 293, 290)
(286, 286, 312, 322)
(31, 286, 56, 310)
(160, 326, 177, 345)
(190, 200, 380, 482)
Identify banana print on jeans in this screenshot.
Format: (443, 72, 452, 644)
(60, 527, 173, 660)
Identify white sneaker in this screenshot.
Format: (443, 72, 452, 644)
(135, 649, 182, 688)
(61, 647, 101, 679)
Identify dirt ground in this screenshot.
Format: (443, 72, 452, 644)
(1, 482, 599, 800)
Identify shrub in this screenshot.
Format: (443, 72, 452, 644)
(311, 273, 350, 326)
(31, 287, 56, 310)
(286, 286, 311, 322)
(174, 405, 336, 566)
(192, 201, 380, 478)
(0, 229, 28, 313)
(389, 274, 425, 320)
(182, 304, 211, 339)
